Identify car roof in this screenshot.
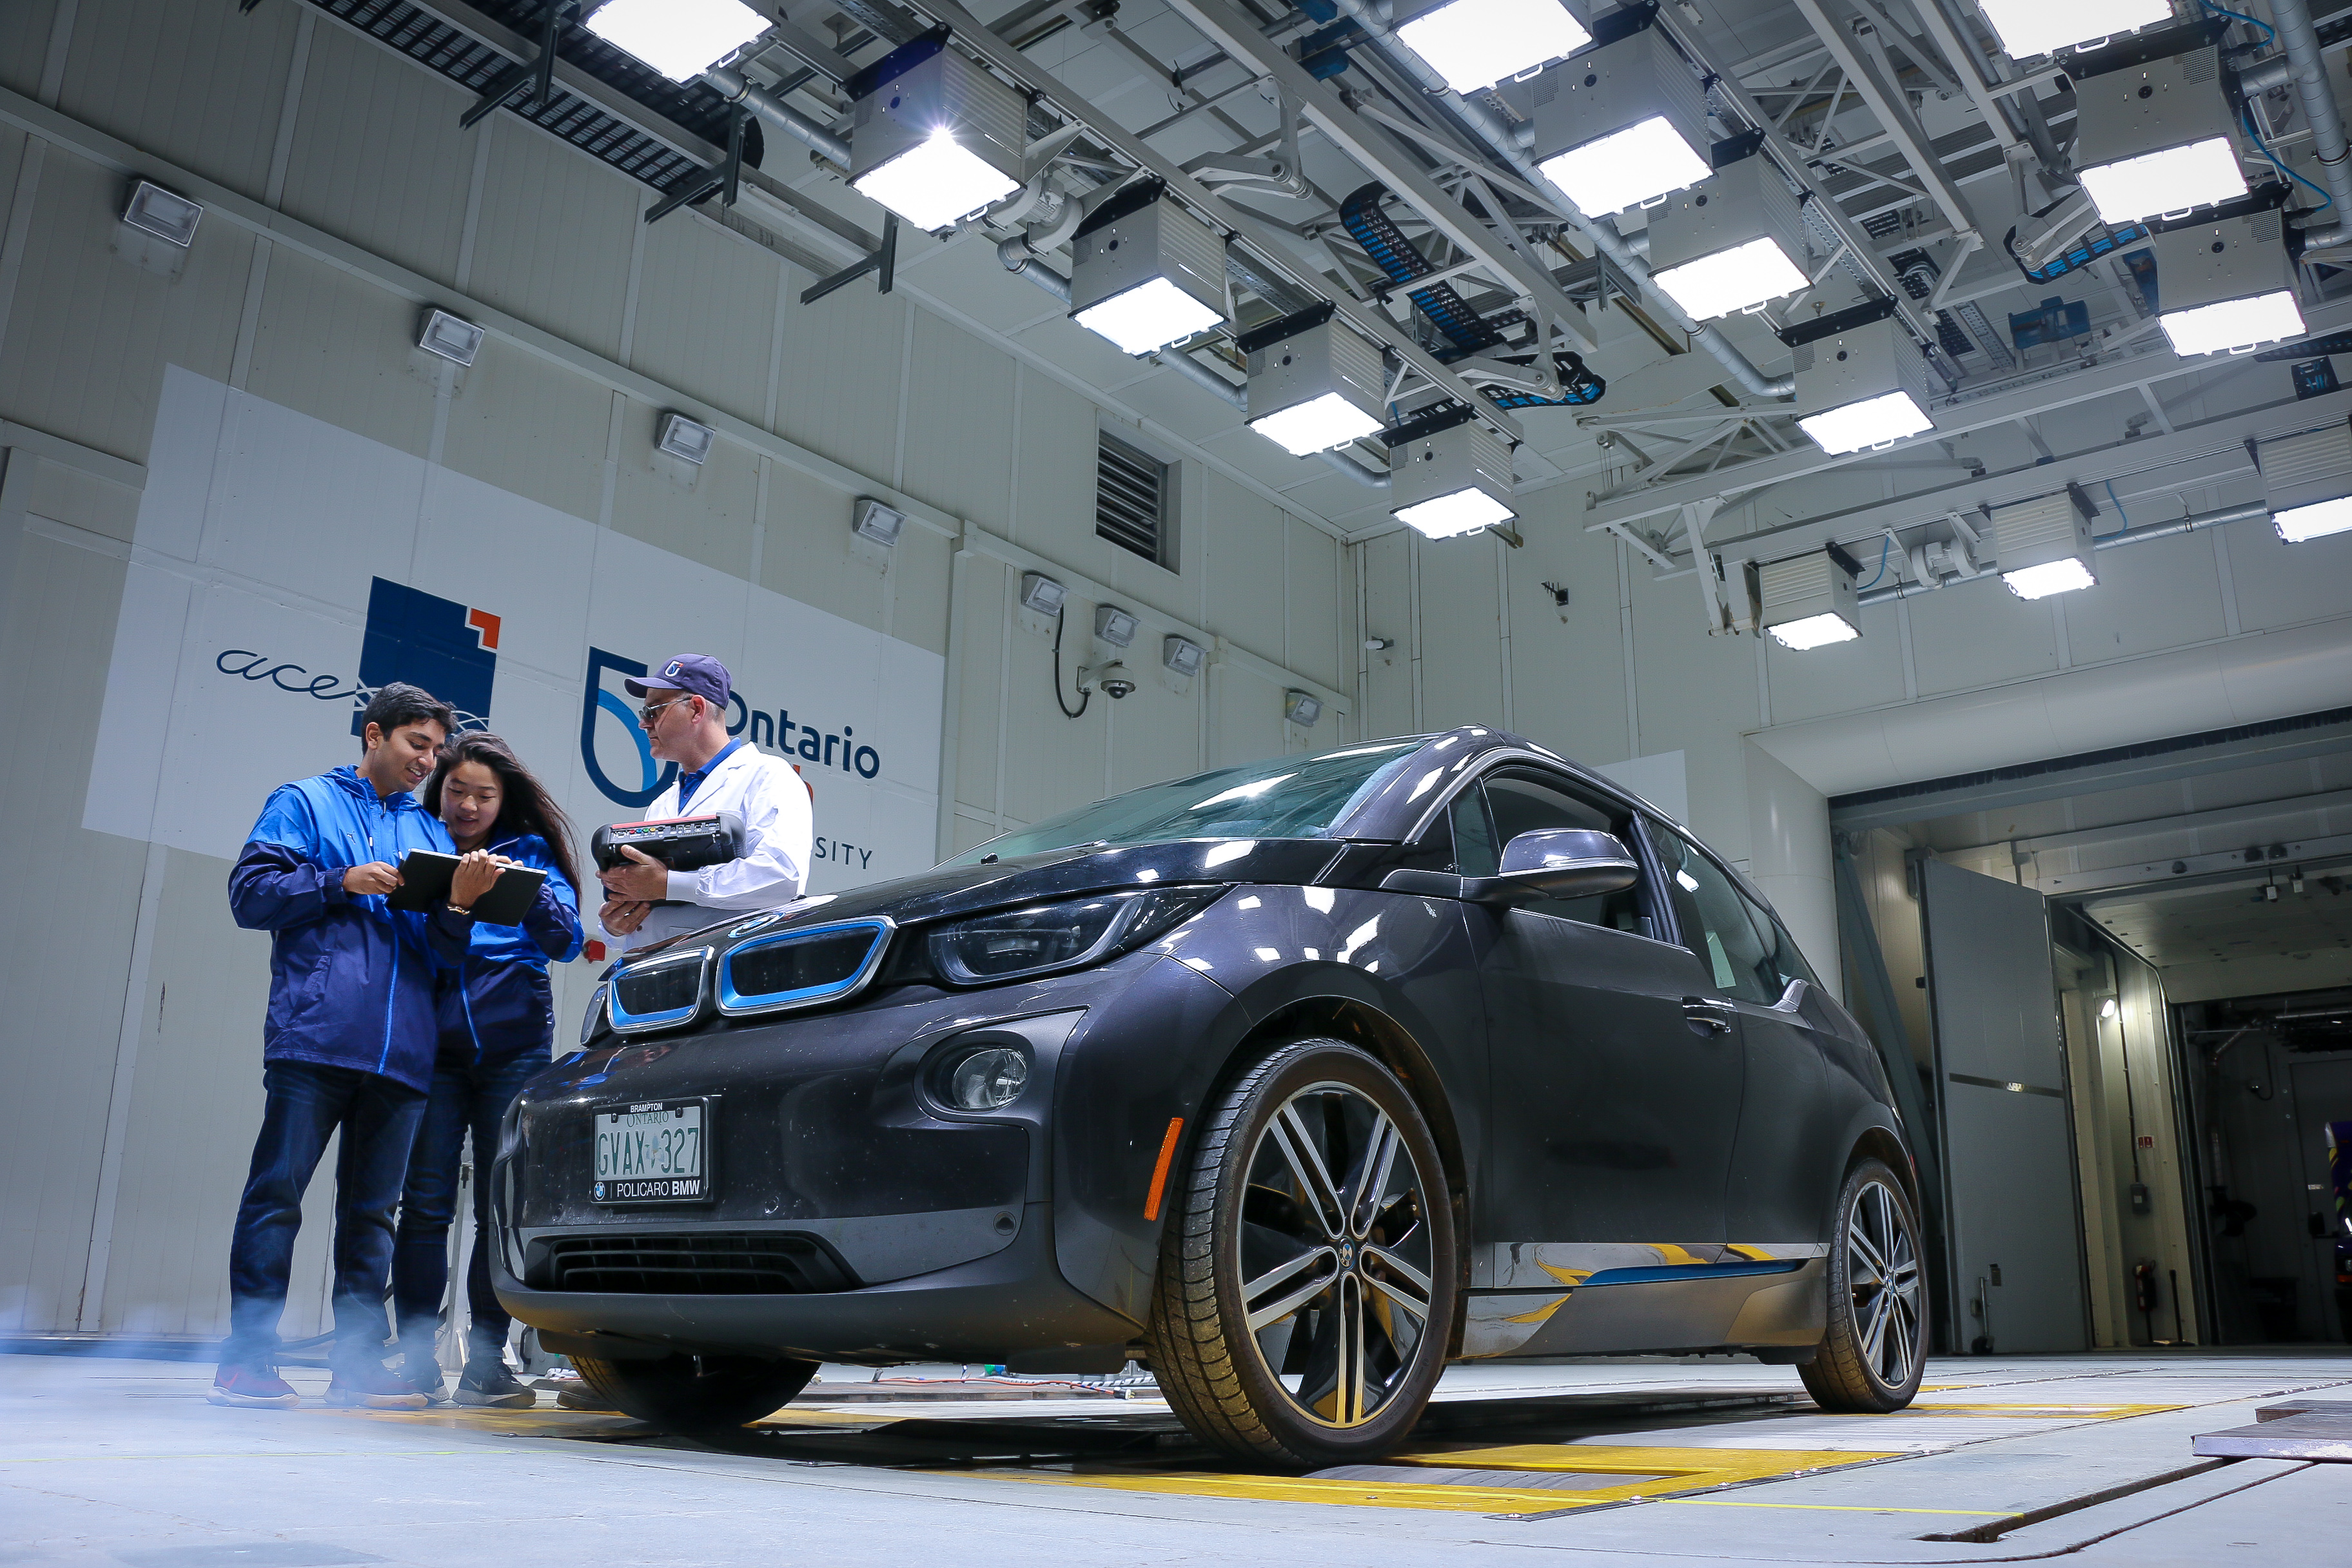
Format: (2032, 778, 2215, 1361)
(1329, 726, 1665, 842)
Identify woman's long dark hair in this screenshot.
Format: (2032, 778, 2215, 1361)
(424, 731, 584, 899)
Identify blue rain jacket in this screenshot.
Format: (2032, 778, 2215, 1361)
(228, 765, 471, 1093)
(436, 833, 583, 1067)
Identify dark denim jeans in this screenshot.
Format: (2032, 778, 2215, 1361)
(392, 1048, 543, 1364)
(224, 1060, 426, 1371)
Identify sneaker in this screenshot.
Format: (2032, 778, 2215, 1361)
(548, 1369, 616, 1412)
(207, 1362, 300, 1409)
(454, 1357, 537, 1409)
(324, 1360, 431, 1410)
(397, 1356, 449, 1405)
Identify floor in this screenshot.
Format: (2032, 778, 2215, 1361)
(5, 1349, 2348, 1566)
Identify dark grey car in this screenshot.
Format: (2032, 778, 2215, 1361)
(495, 727, 1926, 1465)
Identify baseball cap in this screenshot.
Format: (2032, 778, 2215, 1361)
(625, 653, 731, 708)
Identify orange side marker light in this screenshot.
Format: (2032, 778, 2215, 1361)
(1143, 1117, 1185, 1221)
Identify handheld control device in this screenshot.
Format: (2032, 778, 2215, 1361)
(592, 812, 747, 873)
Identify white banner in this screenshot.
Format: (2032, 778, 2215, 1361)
(86, 366, 945, 897)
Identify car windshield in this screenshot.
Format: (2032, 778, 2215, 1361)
(946, 739, 1431, 865)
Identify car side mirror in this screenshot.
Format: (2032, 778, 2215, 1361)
(1464, 829, 1641, 905)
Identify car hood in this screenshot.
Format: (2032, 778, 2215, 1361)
(620, 837, 1353, 965)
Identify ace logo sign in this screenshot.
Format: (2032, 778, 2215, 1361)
(87, 366, 944, 894)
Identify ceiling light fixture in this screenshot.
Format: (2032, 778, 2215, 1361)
(2072, 49, 2246, 224)
(1093, 604, 1139, 647)
(1284, 689, 1323, 727)
(1990, 488, 2101, 600)
(1385, 406, 1518, 540)
(584, 0, 769, 83)
(1749, 547, 1861, 651)
(1974, 0, 2171, 61)
(1240, 303, 1387, 456)
(2255, 418, 2352, 543)
(1069, 179, 1228, 355)
(1019, 571, 1066, 616)
(1530, 23, 1711, 216)
(852, 497, 906, 547)
(1794, 314, 1935, 454)
(847, 33, 1026, 233)
(1646, 158, 1812, 320)
(2150, 211, 2304, 357)
(415, 307, 485, 366)
(1162, 634, 1206, 677)
(656, 412, 715, 464)
(122, 179, 202, 246)
(1393, 0, 1592, 94)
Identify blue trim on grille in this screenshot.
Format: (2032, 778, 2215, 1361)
(1581, 1259, 1806, 1287)
(716, 918, 894, 1015)
(606, 948, 711, 1034)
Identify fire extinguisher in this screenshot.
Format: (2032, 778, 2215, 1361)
(2134, 1260, 2159, 1345)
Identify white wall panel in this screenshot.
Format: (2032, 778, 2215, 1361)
(1500, 506, 1627, 763)
(901, 313, 1014, 533)
(464, 117, 640, 364)
(59, 0, 300, 202)
(1625, 560, 1762, 857)
(1284, 516, 1342, 693)
(2222, 513, 2352, 632)
(1906, 573, 2059, 696)
(629, 211, 779, 429)
(609, 398, 760, 579)
(1197, 471, 1286, 671)
(950, 558, 1008, 819)
(0, 2, 58, 99)
(1413, 533, 1505, 729)
(1765, 600, 1907, 725)
(1358, 531, 1415, 740)
(772, 262, 905, 483)
(242, 246, 437, 458)
(2063, 529, 2226, 660)
(1010, 371, 1096, 564)
(436, 336, 613, 525)
(278, 24, 471, 288)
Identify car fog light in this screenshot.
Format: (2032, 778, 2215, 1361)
(944, 1045, 1030, 1111)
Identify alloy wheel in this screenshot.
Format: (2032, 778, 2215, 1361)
(1847, 1176, 1922, 1391)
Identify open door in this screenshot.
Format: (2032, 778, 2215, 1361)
(1920, 858, 2091, 1353)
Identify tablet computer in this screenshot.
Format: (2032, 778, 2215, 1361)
(386, 850, 547, 925)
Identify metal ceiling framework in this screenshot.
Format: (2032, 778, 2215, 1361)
(260, 0, 2352, 571)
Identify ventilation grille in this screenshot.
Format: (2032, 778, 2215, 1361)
(308, 0, 760, 199)
(538, 1232, 856, 1295)
(1097, 431, 1171, 565)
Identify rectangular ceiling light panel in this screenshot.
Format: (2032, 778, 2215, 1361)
(2257, 420, 2352, 542)
(2149, 211, 2304, 357)
(2073, 50, 2245, 224)
(1388, 415, 1517, 539)
(1990, 491, 2099, 600)
(585, 0, 769, 83)
(1394, 0, 1592, 94)
(1795, 317, 1935, 454)
(1070, 183, 1228, 355)
(1646, 158, 1812, 319)
(1246, 318, 1387, 455)
(1749, 551, 1859, 650)
(122, 179, 202, 246)
(1531, 26, 1711, 215)
(849, 41, 1026, 232)
(1974, 0, 2170, 59)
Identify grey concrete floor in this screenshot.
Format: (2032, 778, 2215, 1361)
(5, 1349, 2349, 1565)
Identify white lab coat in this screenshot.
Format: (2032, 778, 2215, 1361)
(609, 742, 814, 951)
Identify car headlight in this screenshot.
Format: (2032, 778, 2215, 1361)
(582, 983, 609, 1045)
(926, 886, 1224, 986)
(937, 1043, 1031, 1110)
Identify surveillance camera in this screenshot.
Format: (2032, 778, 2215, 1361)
(1097, 661, 1136, 699)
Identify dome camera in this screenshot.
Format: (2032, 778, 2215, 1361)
(1097, 662, 1137, 699)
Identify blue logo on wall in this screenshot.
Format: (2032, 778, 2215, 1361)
(348, 578, 500, 736)
(580, 648, 679, 809)
(578, 648, 885, 810)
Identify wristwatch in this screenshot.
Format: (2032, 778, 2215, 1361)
(445, 900, 475, 916)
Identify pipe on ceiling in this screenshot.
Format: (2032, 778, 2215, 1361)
(1319, 0, 1796, 399)
(2262, 0, 2352, 246)
(997, 237, 1074, 303)
(703, 65, 852, 168)
(1151, 345, 1248, 406)
(1318, 447, 1393, 486)
(1852, 500, 2271, 606)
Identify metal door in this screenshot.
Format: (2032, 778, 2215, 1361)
(1920, 858, 2090, 1353)
(2289, 1059, 2352, 1343)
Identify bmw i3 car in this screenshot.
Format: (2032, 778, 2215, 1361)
(495, 727, 1926, 1465)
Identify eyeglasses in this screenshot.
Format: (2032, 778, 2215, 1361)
(638, 697, 689, 726)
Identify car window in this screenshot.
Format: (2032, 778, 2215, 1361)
(1741, 892, 1821, 998)
(1466, 768, 1645, 932)
(1651, 825, 1776, 1003)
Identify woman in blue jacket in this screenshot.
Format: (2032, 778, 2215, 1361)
(392, 732, 583, 1406)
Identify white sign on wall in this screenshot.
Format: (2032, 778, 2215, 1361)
(86, 366, 945, 895)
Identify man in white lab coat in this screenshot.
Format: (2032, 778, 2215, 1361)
(598, 653, 814, 951)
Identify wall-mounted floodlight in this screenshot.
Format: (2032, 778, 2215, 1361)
(1975, 0, 2170, 62)
(1530, 24, 1710, 217)
(1069, 178, 1227, 356)
(1093, 604, 1138, 647)
(1749, 548, 1860, 650)
(585, 0, 769, 83)
(1284, 689, 1323, 727)
(416, 307, 485, 366)
(2150, 211, 2304, 358)
(122, 179, 202, 246)
(1990, 487, 2100, 600)
(1020, 571, 1066, 616)
(656, 412, 715, 464)
(1241, 304, 1386, 456)
(2073, 50, 2246, 225)
(1393, 0, 1591, 94)
(2255, 418, 2352, 542)
(1385, 406, 1517, 539)
(1646, 157, 1810, 320)
(848, 34, 1025, 233)
(852, 497, 906, 547)
(1162, 634, 1205, 677)
(1794, 315, 1935, 454)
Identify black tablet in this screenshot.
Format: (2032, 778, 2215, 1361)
(387, 850, 547, 925)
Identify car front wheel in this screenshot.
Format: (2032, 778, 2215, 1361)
(1800, 1158, 1926, 1412)
(572, 1352, 818, 1430)
(1146, 1039, 1458, 1467)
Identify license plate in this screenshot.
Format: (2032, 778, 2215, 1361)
(591, 1100, 708, 1202)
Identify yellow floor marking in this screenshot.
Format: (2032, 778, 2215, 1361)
(1662, 1500, 2017, 1517)
(0, 1449, 481, 1463)
(1899, 1402, 2184, 1418)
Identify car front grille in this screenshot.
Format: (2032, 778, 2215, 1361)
(538, 1231, 856, 1295)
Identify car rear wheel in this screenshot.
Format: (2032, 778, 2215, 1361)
(572, 1352, 818, 1430)
(1146, 1039, 1457, 1467)
(1800, 1158, 1926, 1413)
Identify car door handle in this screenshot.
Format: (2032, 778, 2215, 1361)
(1681, 998, 1736, 1035)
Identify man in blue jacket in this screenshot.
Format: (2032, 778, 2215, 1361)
(212, 683, 495, 1409)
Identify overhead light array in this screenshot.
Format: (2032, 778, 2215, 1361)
(1989, 488, 2101, 600)
(1529, 22, 1711, 217)
(1645, 156, 1812, 320)
(1384, 406, 1518, 539)
(585, 0, 769, 84)
(1974, 0, 2171, 61)
(847, 34, 1026, 233)
(1391, 0, 1592, 94)
(2255, 420, 2352, 543)
(1239, 304, 1387, 457)
(2072, 46, 2248, 226)
(2149, 211, 2304, 358)
(1068, 179, 1228, 356)
(1749, 549, 1861, 650)
(1794, 313, 1935, 455)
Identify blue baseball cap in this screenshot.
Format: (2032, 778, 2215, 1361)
(625, 653, 731, 708)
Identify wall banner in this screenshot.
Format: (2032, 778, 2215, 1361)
(86, 366, 945, 894)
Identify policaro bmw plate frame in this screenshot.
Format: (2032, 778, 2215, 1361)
(589, 1097, 715, 1204)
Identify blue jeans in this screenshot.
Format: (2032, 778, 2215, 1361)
(392, 1048, 543, 1364)
(224, 1061, 426, 1370)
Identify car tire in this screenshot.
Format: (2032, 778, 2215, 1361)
(571, 1353, 819, 1430)
(1146, 1038, 1458, 1467)
(1800, 1158, 1926, 1413)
